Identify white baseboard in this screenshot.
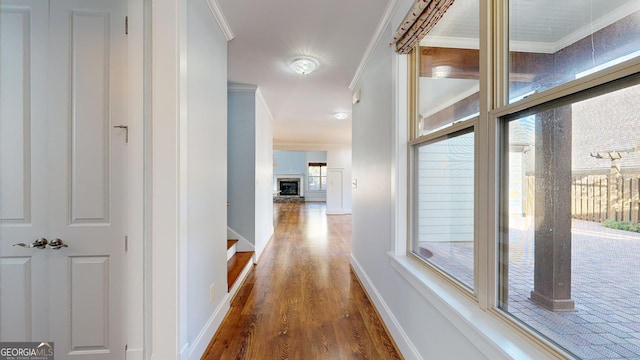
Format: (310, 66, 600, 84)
(350, 255, 422, 360)
(254, 229, 274, 261)
(179, 343, 189, 359)
(256, 234, 273, 263)
(186, 296, 231, 360)
(227, 226, 255, 252)
(126, 347, 143, 360)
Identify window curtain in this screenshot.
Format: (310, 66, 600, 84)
(390, 0, 455, 54)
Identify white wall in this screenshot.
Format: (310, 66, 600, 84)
(274, 144, 352, 214)
(228, 87, 256, 245)
(350, 6, 488, 359)
(254, 89, 274, 258)
(150, 0, 182, 356)
(228, 86, 274, 259)
(185, 0, 229, 356)
(149, 0, 230, 357)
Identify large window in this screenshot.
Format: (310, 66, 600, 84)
(497, 1, 640, 358)
(408, 0, 479, 291)
(405, 0, 640, 358)
(308, 162, 326, 191)
(412, 128, 475, 290)
(415, 0, 480, 137)
(499, 79, 640, 360)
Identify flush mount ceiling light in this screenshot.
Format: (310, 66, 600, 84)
(289, 56, 319, 75)
(333, 112, 349, 120)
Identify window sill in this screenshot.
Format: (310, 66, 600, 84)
(387, 252, 551, 360)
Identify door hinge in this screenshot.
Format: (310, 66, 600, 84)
(125, 16, 129, 35)
(125, 235, 128, 252)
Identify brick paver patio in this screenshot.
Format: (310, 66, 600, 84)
(419, 218, 640, 359)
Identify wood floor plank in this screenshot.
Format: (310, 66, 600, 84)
(202, 203, 403, 360)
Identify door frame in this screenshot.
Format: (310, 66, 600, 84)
(145, 0, 187, 357)
(144, 0, 234, 357)
(125, 0, 145, 358)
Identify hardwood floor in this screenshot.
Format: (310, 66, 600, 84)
(202, 202, 403, 359)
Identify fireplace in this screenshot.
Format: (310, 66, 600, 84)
(278, 179, 300, 196)
(276, 176, 303, 195)
(274, 175, 304, 202)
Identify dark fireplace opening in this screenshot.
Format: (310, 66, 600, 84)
(279, 181, 299, 196)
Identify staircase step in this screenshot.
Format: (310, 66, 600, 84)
(227, 239, 239, 261)
(227, 251, 254, 291)
(227, 239, 239, 250)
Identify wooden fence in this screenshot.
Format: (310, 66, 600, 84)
(571, 175, 640, 224)
(521, 175, 640, 224)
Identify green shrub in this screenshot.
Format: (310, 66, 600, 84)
(602, 219, 640, 233)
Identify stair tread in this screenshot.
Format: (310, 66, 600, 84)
(227, 239, 239, 250)
(227, 251, 254, 291)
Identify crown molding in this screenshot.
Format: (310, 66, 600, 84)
(228, 86, 275, 122)
(349, 0, 399, 91)
(205, 0, 234, 41)
(228, 84, 258, 92)
(273, 142, 351, 149)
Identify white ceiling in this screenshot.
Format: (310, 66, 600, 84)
(217, 0, 390, 145)
(218, 0, 639, 146)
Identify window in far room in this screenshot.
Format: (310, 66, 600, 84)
(308, 162, 327, 191)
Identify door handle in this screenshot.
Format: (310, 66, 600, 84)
(48, 238, 68, 250)
(13, 238, 49, 249)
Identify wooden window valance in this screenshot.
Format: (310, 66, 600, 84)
(390, 0, 455, 54)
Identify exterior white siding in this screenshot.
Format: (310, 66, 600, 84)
(417, 132, 474, 242)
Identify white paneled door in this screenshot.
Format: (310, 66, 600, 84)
(0, 0, 127, 357)
(327, 169, 344, 211)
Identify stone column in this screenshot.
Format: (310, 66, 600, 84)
(530, 105, 575, 311)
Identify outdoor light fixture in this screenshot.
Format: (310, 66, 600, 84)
(333, 112, 348, 120)
(289, 56, 319, 75)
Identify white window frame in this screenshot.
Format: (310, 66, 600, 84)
(408, 119, 479, 296)
(404, 6, 484, 301)
(391, 1, 640, 359)
(307, 162, 327, 191)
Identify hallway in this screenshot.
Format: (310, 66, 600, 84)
(202, 203, 402, 359)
